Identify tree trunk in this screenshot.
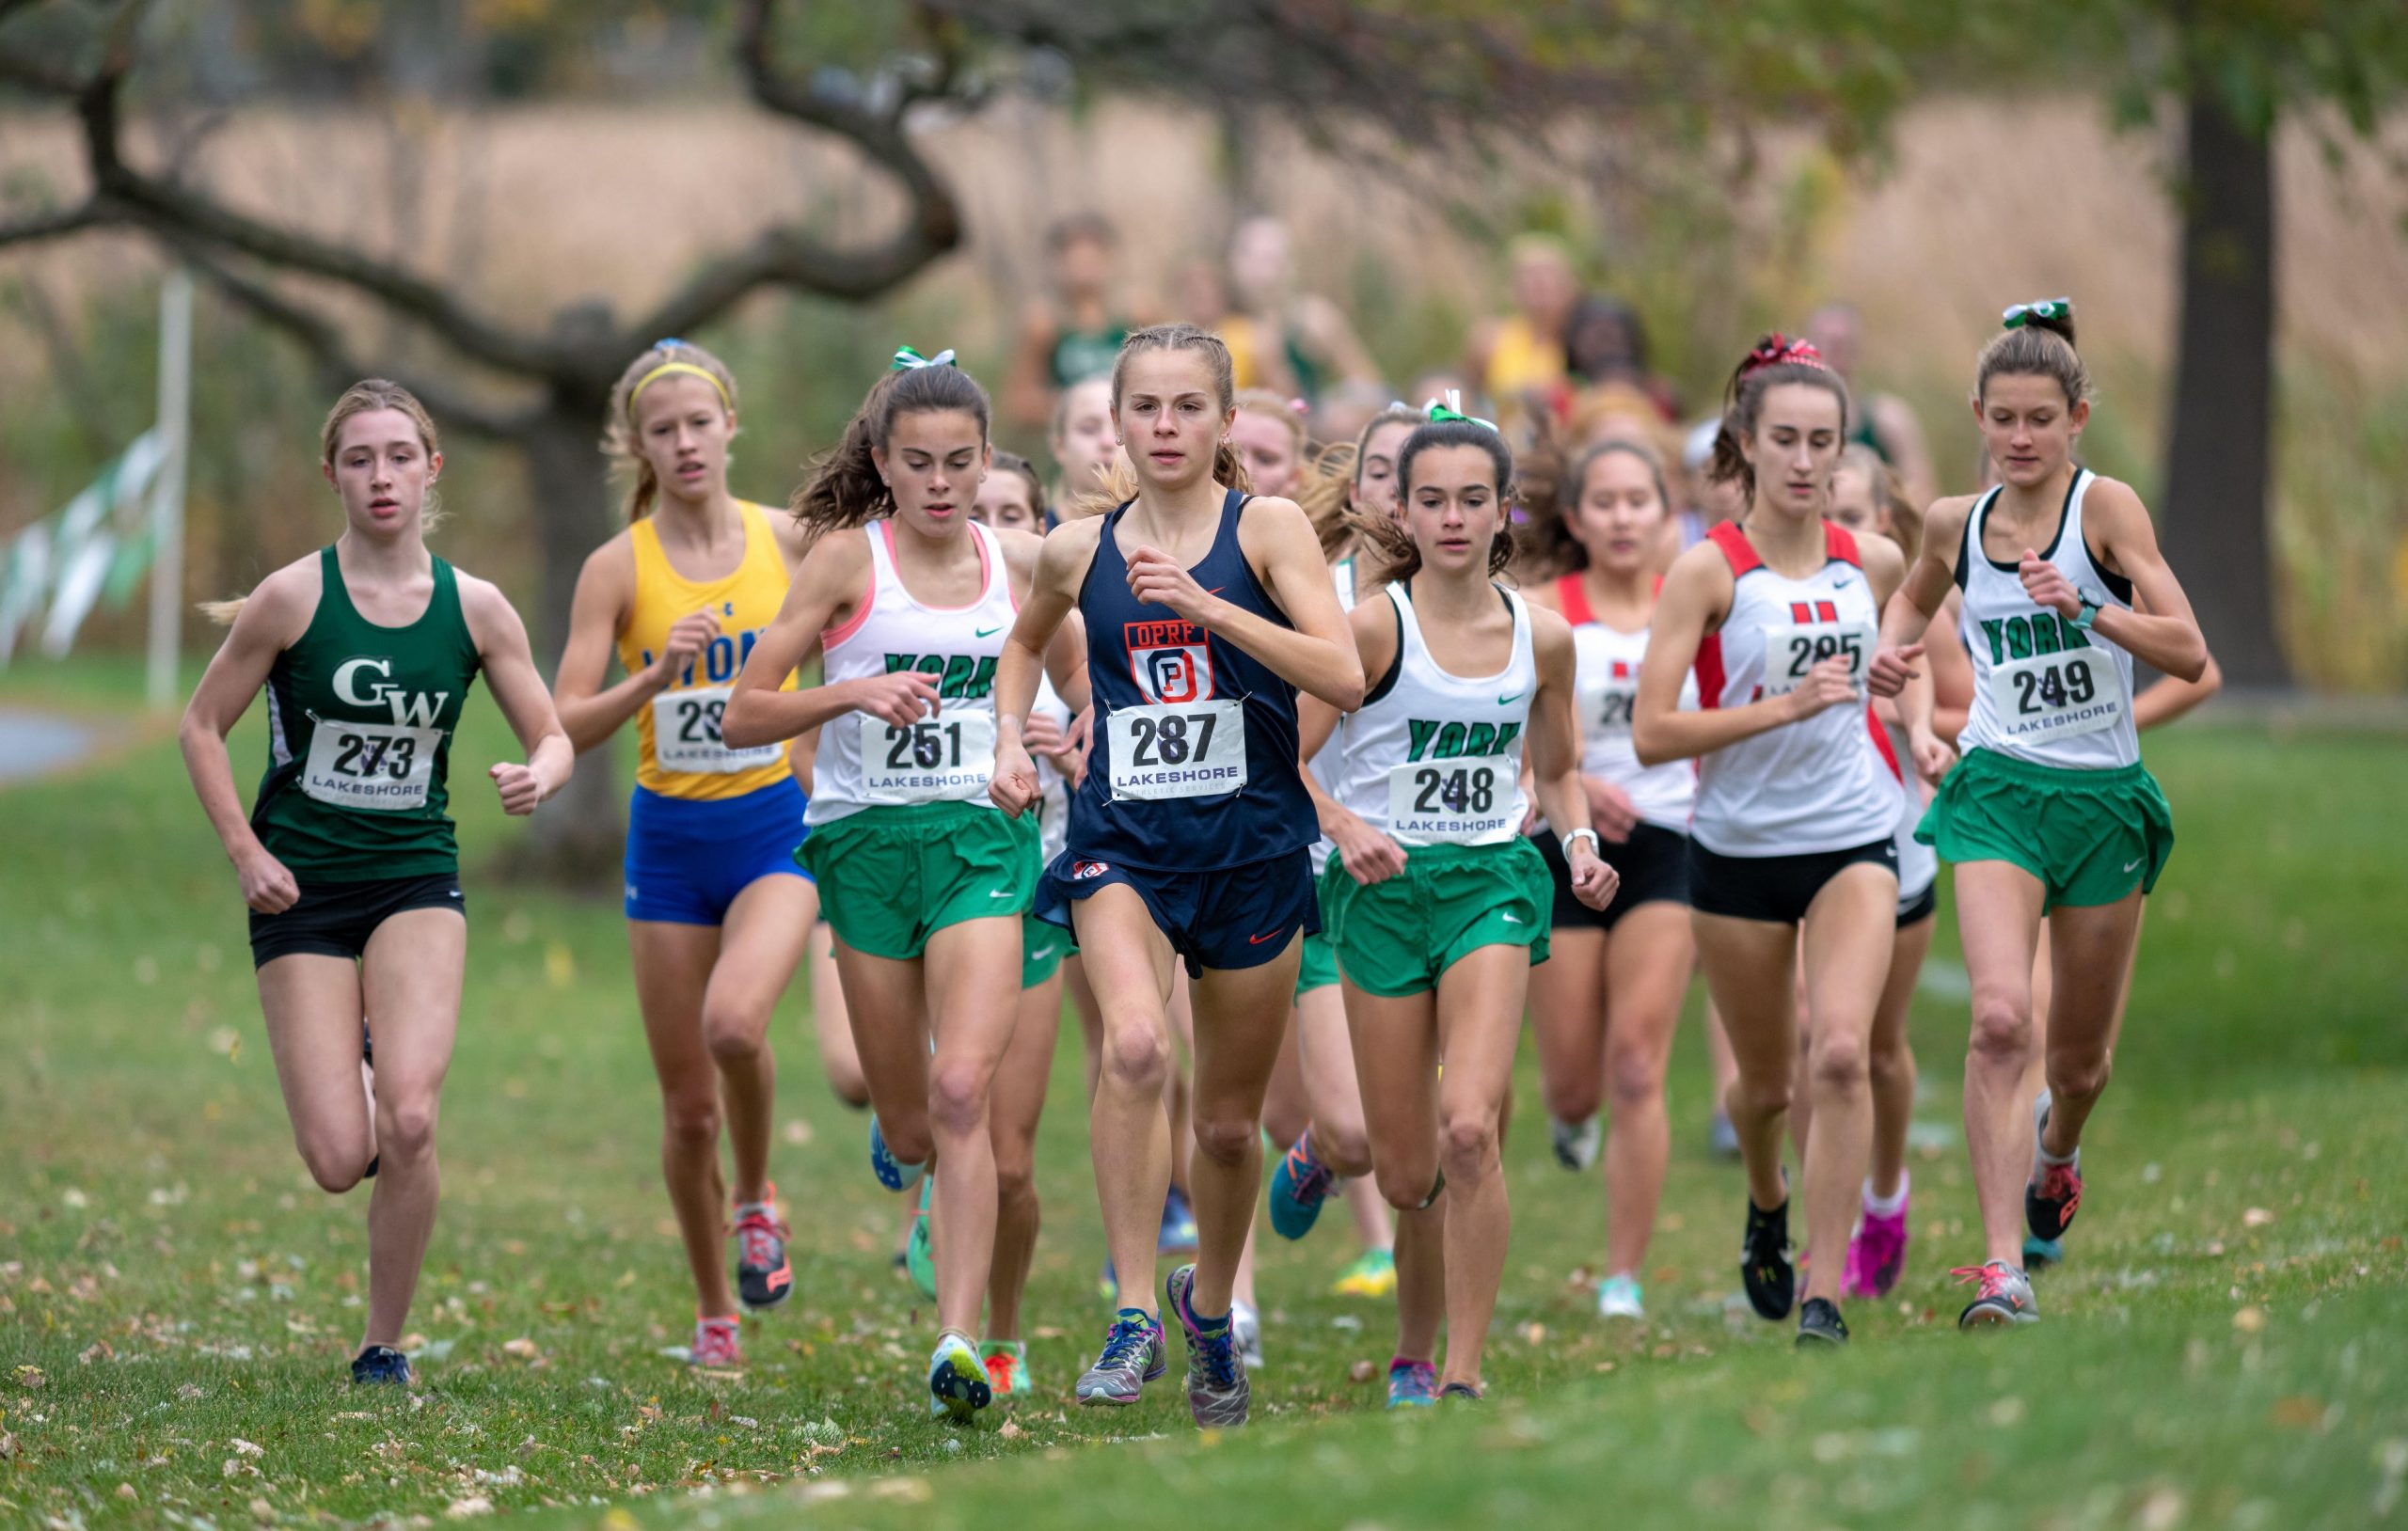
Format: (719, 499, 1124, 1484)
(2162, 87, 2287, 686)
(494, 392, 624, 887)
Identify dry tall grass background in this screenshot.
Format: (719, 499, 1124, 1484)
(4, 94, 2405, 682)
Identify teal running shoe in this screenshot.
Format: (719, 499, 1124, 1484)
(869, 1115, 926, 1193)
(1386, 1356, 1436, 1409)
(1268, 1129, 1337, 1240)
(905, 1180, 937, 1300)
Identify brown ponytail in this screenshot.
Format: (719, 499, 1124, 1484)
(1975, 301, 2092, 408)
(793, 359, 992, 539)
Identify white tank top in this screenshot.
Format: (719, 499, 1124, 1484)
(1555, 573, 1697, 832)
(806, 518, 1017, 825)
(1688, 520, 1898, 858)
(1307, 553, 1357, 874)
(1883, 713, 1936, 904)
(1335, 581, 1536, 847)
(1032, 671, 1073, 864)
(1955, 470, 2140, 770)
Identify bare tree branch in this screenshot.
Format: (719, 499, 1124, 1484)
(0, 196, 120, 247)
(176, 242, 533, 440)
(631, 0, 964, 342)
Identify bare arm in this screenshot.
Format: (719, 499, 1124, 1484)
(721, 529, 941, 750)
(990, 518, 1098, 817)
(460, 575, 574, 814)
(1131, 496, 1366, 710)
(2130, 589, 2223, 730)
(1004, 300, 1062, 434)
(1872, 393, 1938, 514)
(549, 539, 704, 755)
(1632, 544, 1855, 766)
(2061, 478, 2210, 683)
(1291, 598, 1404, 885)
(1869, 495, 1974, 698)
(1525, 611, 1614, 909)
(179, 563, 316, 913)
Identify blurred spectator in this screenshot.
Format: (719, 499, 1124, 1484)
(1803, 301, 1938, 509)
(1005, 213, 1149, 433)
(1311, 379, 1397, 450)
(1561, 295, 1679, 421)
(1217, 214, 1382, 403)
(1463, 234, 1577, 434)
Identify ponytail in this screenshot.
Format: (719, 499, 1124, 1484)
(1976, 297, 2091, 408)
(793, 350, 992, 539)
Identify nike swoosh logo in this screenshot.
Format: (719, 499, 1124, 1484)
(989, 889, 1016, 898)
(1501, 912, 1526, 924)
(975, 625, 1003, 638)
(1497, 693, 1523, 705)
(2122, 858, 2143, 873)
(1248, 930, 1282, 945)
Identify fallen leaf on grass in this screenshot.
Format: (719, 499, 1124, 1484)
(501, 1337, 541, 1361)
(2232, 1306, 2267, 1334)
(12, 1365, 44, 1390)
(870, 1477, 933, 1503)
(222, 1458, 260, 1479)
(1348, 1360, 1377, 1383)
(996, 1419, 1025, 1441)
(177, 1384, 205, 1400)
(230, 1439, 263, 1457)
(2270, 1396, 2327, 1429)
(2242, 1207, 2275, 1228)
(445, 1493, 494, 1518)
(78, 1340, 114, 1365)
(2135, 1487, 2185, 1531)
(114, 1483, 135, 1500)
(0, 1430, 16, 1459)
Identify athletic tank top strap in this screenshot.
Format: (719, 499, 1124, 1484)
(1824, 520, 1861, 567)
(252, 546, 483, 881)
(1067, 488, 1317, 871)
(1556, 572, 1595, 626)
(1707, 519, 1763, 578)
(1954, 487, 2002, 592)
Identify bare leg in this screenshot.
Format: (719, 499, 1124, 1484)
(1426, 944, 1532, 1392)
(1346, 978, 1443, 1362)
(1691, 913, 1801, 1216)
(355, 908, 465, 1349)
(805, 913, 867, 1109)
(1185, 945, 1302, 1316)
(986, 966, 1063, 1343)
(1867, 913, 1932, 1199)
(1525, 925, 1607, 1129)
(1954, 861, 2048, 1268)
(704, 876, 814, 1205)
(1599, 903, 1694, 1278)
(1794, 868, 1898, 1306)
(1069, 887, 1179, 1313)
(631, 920, 739, 1318)
(2037, 893, 2145, 1156)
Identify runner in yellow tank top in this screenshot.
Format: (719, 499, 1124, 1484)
(550, 340, 820, 1370)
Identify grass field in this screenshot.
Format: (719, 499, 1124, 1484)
(2, 660, 2404, 1529)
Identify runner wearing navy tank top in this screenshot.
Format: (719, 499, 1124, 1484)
(1634, 335, 1911, 1349)
(987, 324, 1363, 1428)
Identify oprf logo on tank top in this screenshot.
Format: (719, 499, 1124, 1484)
(332, 657, 449, 727)
(1125, 619, 1215, 703)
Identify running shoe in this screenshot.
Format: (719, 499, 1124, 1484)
(1074, 1308, 1166, 1407)
(905, 1181, 937, 1301)
(1232, 1301, 1263, 1371)
(1953, 1260, 2038, 1329)
(1333, 1247, 1397, 1299)
(1795, 1297, 1849, 1348)
(1739, 1194, 1797, 1320)
(1268, 1129, 1338, 1239)
(2022, 1232, 2065, 1269)
(689, 1315, 742, 1369)
(733, 1189, 793, 1311)
(1550, 1114, 1602, 1173)
(1438, 1381, 1482, 1402)
(2026, 1096, 2083, 1246)
(868, 1115, 926, 1193)
(981, 1339, 1028, 1401)
(1097, 1255, 1119, 1304)
(350, 1345, 411, 1386)
(1160, 1186, 1199, 1255)
(1844, 1185, 1911, 1300)
(1386, 1356, 1438, 1409)
(1166, 1265, 1249, 1428)
(1595, 1271, 1645, 1320)
(927, 1330, 991, 1422)
(1707, 1110, 1740, 1160)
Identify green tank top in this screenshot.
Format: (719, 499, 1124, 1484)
(1050, 322, 1132, 388)
(1849, 410, 1891, 463)
(251, 546, 483, 881)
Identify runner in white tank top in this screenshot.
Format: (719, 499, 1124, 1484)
(1634, 334, 1910, 1349)
(724, 351, 1061, 1424)
(1298, 408, 1613, 1404)
(1518, 435, 1706, 1325)
(1869, 299, 2207, 1329)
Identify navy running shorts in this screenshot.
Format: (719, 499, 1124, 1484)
(1034, 846, 1320, 979)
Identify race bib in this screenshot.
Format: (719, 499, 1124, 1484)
(1386, 755, 1519, 845)
(651, 687, 784, 776)
(1106, 700, 1246, 801)
(302, 719, 442, 811)
(861, 710, 997, 804)
(1988, 649, 2129, 744)
(1591, 683, 1637, 736)
(1762, 621, 1875, 696)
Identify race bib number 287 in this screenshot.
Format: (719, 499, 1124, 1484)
(1106, 700, 1246, 801)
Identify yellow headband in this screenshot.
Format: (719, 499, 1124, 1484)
(628, 360, 731, 418)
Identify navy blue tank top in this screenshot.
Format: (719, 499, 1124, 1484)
(1066, 489, 1318, 872)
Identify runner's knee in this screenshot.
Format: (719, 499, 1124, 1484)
(1968, 990, 2033, 1065)
(376, 1095, 438, 1164)
(1100, 1021, 1170, 1097)
(1807, 1030, 1869, 1093)
(661, 1085, 721, 1149)
(1192, 1112, 1256, 1169)
(927, 1060, 989, 1140)
(1438, 1111, 1497, 1183)
(295, 1129, 372, 1193)
(1604, 1040, 1668, 1113)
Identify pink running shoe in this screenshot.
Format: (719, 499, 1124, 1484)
(690, 1314, 742, 1368)
(1845, 1196, 1911, 1300)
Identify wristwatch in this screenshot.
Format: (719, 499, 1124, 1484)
(2072, 597, 2101, 631)
(1563, 828, 1601, 856)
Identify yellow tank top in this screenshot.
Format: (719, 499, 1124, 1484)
(1483, 315, 1566, 404)
(617, 500, 797, 800)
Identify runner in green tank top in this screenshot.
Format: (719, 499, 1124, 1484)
(180, 381, 572, 1388)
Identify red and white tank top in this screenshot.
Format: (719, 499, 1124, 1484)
(1557, 573, 1696, 833)
(1689, 520, 1898, 858)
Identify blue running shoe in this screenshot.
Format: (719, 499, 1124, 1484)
(927, 1330, 990, 1421)
(1166, 1265, 1249, 1428)
(351, 1345, 412, 1386)
(2021, 1232, 2065, 1269)
(905, 1181, 937, 1300)
(1386, 1356, 1437, 1409)
(869, 1115, 926, 1193)
(1159, 1186, 1198, 1255)
(1268, 1129, 1337, 1241)
(1074, 1308, 1166, 1407)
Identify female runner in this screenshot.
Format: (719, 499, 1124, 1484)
(721, 348, 1057, 1420)
(549, 340, 818, 1366)
(1304, 402, 1615, 1404)
(987, 323, 1364, 1428)
(1870, 300, 2206, 1325)
(1633, 335, 1909, 1348)
(180, 380, 571, 1384)
(1521, 436, 1699, 1323)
